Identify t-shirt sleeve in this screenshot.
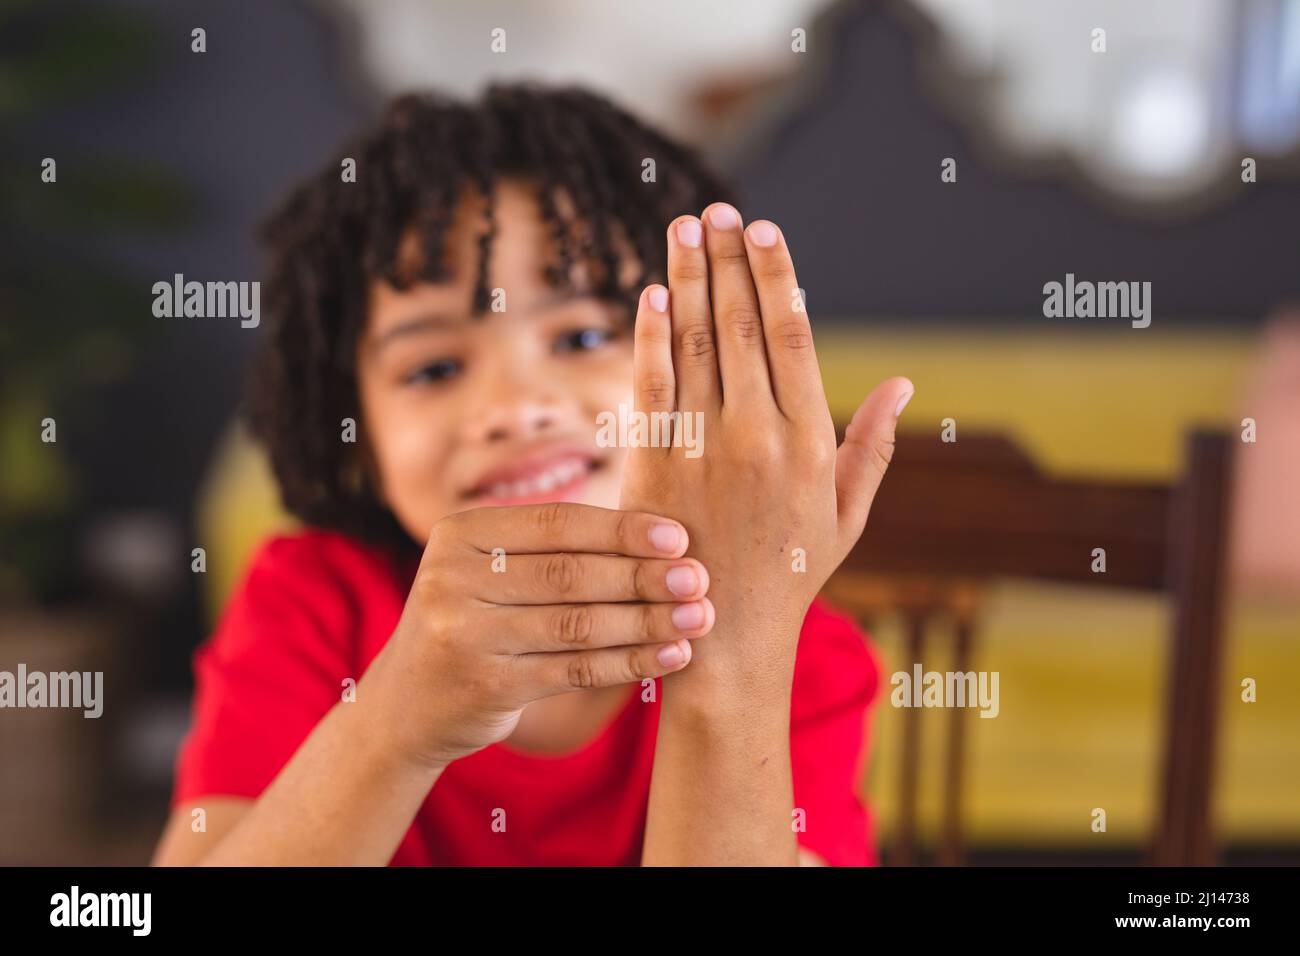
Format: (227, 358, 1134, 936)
(789, 600, 884, 867)
(170, 536, 358, 808)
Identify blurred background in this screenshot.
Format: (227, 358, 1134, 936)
(2, 0, 1298, 864)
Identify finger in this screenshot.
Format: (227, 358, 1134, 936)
(516, 636, 696, 698)
(633, 284, 676, 454)
(743, 220, 823, 420)
(702, 203, 773, 408)
(474, 553, 710, 605)
(835, 376, 914, 557)
(444, 503, 688, 558)
(666, 215, 722, 412)
(486, 597, 715, 653)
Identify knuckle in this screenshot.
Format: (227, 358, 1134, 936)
(630, 559, 652, 600)
(773, 318, 814, 350)
(533, 501, 570, 536)
(757, 261, 795, 285)
(802, 436, 837, 471)
(627, 646, 651, 681)
(639, 324, 673, 348)
(566, 656, 597, 689)
(671, 258, 709, 282)
(414, 616, 456, 672)
(740, 430, 785, 466)
(637, 603, 657, 643)
(639, 374, 675, 407)
(423, 515, 457, 553)
(428, 609, 460, 648)
(722, 306, 765, 341)
(540, 553, 580, 596)
(869, 431, 896, 473)
(412, 563, 450, 604)
(614, 510, 636, 550)
(711, 245, 750, 265)
(411, 568, 437, 602)
(678, 325, 716, 359)
(553, 604, 595, 646)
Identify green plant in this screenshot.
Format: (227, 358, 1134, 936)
(0, 0, 193, 603)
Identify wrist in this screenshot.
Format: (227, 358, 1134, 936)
(658, 661, 793, 770)
(676, 612, 800, 692)
(664, 645, 795, 720)
(346, 686, 450, 782)
(356, 644, 452, 777)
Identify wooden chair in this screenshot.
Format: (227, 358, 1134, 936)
(822, 428, 1233, 866)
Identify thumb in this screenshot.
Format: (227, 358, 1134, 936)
(834, 376, 914, 556)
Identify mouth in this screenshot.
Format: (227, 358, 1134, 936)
(462, 450, 603, 506)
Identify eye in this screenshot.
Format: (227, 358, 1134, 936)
(404, 357, 462, 386)
(554, 326, 617, 354)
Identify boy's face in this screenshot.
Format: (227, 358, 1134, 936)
(356, 179, 636, 543)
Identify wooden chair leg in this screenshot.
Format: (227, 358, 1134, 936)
(1154, 432, 1231, 866)
(939, 617, 973, 866)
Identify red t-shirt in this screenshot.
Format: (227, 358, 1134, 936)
(171, 529, 884, 865)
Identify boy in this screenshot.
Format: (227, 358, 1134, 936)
(154, 84, 911, 866)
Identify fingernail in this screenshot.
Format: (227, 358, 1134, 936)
(648, 285, 668, 312)
(649, 522, 682, 553)
(708, 205, 739, 230)
(747, 221, 778, 247)
(665, 565, 699, 596)
(676, 219, 702, 248)
(671, 601, 705, 630)
(656, 642, 686, 668)
(895, 390, 914, 417)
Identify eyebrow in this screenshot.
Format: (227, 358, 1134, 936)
(371, 287, 609, 350)
(373, 313, 467, 350)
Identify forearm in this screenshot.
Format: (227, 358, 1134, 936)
(641, 646, 799, 866)
(201, 655, 444, 866)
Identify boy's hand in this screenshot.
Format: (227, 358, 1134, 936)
(368, 504, 714, 769)
(619, 205, 912, 692)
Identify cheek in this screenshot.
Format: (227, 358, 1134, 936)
(584, 345, 635, 411)
(381, 414, 446, 482)
(581, 349, 635, 498)
(364, 392, 457, 525)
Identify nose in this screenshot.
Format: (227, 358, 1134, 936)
(460, 372, 569, 445)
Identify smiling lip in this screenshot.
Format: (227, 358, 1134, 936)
(463, 449, 600, 506)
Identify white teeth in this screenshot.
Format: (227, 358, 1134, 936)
(482, 458, 590, 500)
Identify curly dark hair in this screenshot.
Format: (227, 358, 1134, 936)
(246, 83, 738, 557)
